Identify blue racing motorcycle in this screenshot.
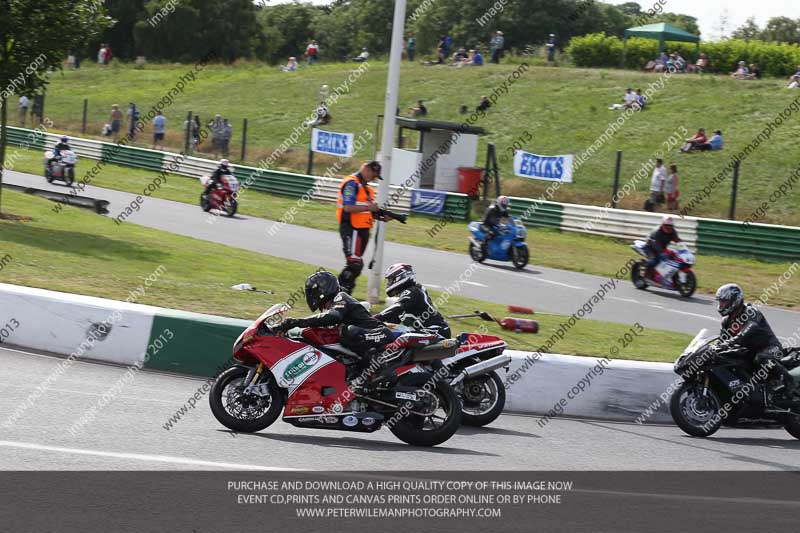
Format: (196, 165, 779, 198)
(468, 217, 529, 269)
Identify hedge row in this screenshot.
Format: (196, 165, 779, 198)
(567, 33, 800, 78)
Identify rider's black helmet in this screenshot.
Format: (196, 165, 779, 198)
(60, 136, 68, 143)
(715, 283, 744, 317)
(304, 271, 340, 311)
(384, 263, 416, 297)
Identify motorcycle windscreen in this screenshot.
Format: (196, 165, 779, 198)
(682, 328, 712, 356)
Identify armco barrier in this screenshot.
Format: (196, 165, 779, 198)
(1, 126, 461, 219)
(697, 219, 800, 261)
(0, 283, 675, 425)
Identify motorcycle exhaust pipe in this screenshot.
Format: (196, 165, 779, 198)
(450, 354, 511, 386)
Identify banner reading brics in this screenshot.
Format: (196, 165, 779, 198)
(311, 128, 354, 157)
(513, 151, 574, 183)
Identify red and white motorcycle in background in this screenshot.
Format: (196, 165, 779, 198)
(631, 240, 697, 297)
(200, 174, 239, 217)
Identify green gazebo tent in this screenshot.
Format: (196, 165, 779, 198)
(623, 23, 700, 64)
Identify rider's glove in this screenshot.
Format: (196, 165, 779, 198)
(276, 318, 300, 332)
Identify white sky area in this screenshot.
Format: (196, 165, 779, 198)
(262, 0, 798, 40)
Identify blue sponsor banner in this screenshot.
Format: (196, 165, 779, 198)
(311, 128, 354, 157)
(410, 189, 446, 215)
(513, 151, 574, 183)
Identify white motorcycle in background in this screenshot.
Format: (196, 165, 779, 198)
(43, 149, 78, 186)
(630, 240, 697, 297)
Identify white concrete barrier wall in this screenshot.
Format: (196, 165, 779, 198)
(0, 283, 676, 424)
(0, 283, 156, 366)
(503, 351, 677, 424)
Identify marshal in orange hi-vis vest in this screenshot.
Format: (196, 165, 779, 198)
(336, 175, 375, 229)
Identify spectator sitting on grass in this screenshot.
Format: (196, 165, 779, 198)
(610, 88, 639, 110)
(680, 128, 708, 153)
(281, 57, 298, 72)
(636, 88, 647, 110)
(466, 49, 484, 66)
(691, 53, 709, 74)
(787, 66, 800, 88)
(450, 47, 468, 66)
(746, 63, 761, 79)
(352, 48, 369, 62)
(477, 96, 491, 113)
(699, 130, 723, 151)
(673, 53, 687, 72)
(408, 100, 427, 117)
(731, 61, 750, 79)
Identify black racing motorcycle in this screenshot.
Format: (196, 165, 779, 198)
(670, 329, 800, 439)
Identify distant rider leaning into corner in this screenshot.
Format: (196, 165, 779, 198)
(274, 271, 394, 390)
(203, 159, 232, 199)
(645, 215, 681, 276)
(481, 195, 510, 253)
(336, 161, 384, 295)
(715, 283, 798, 397)
(373, 263, 452, 339)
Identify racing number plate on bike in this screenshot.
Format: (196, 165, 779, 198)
(396, 391, 418, 401)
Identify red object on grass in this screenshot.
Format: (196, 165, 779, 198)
(499, 318, 539, 334)
(507, 305, 534, 315)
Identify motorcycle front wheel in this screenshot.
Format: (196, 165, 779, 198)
(631, 261, 648, 290)
(200, 194, 211, 212)
(670, 381, 724, 437)
(676, 271, 697, 298)
(45, 168, 54, 183)
(460, 371, 506, 427)
(65, 167, 75, 186)
(511, 244, 529, 270)
(785, 415, 800, 440)
(224, 198, 238, 217)
(209, 366, 283, 433)
(388, 372, 462, 447)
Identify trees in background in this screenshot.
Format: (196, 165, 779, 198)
(76, 0, 703, 65)
(0, 0, 109, 213)
(733, 16, 800, 44)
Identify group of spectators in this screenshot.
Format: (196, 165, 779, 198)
(610, 88, 647, 110)
(731, 61, 761, 80)
(97, 44, 112, 67)
(208, 114, 233, 158)
(648, 159, 681, 211)
(646, 51, 709, 74)
(680, 128, 724, 153)
(422, 30, 508, 66)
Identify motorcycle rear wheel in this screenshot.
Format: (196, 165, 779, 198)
(460, 371, 505, 427)
(511, 245, 529, 270)
(676, 271, 697, 298)
(469, 243, 487, 263)
(388, 372, 462, 447)
(670, 381, 724, 437)
(209, 366, 283, 433)
(631, 261, 648, 290)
